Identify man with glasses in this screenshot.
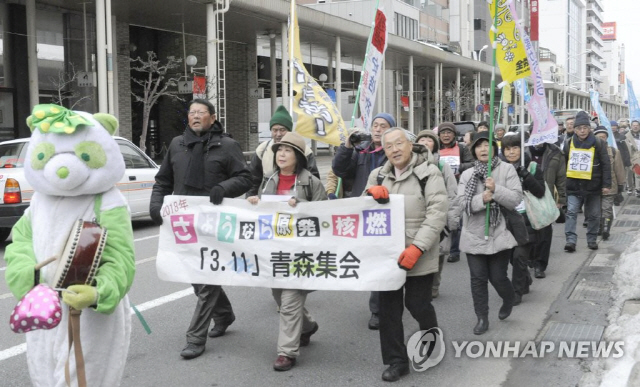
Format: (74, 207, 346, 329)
(332, 112, 396, 330)
(150, 99, 252, 359)
(247, 105, 319, 196)
(562, 111, 611, 252)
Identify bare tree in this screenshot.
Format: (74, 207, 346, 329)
(131, 51, 183, 153)
(443, 81, 476, 122)
(49, 63, 92, 109)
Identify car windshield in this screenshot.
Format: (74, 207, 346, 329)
(0, 143, 26, 168)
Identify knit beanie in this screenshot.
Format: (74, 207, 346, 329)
(270, 105, 293, 131)
(415, 129, 440, 153)
(593, 126, 608, 137)
(574, 111, 591, 127)
(372, 112, 396, 127)
(438, 122, 457, 135)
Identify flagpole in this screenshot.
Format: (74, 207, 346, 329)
(485, 0, 499, 240)
(289, 0, 295, 115)
(519, 1, 526, 167)
(350, 0, 381, 128)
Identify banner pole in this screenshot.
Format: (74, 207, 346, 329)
(485, 0, 499, 240)
(288, 0, 295, 114)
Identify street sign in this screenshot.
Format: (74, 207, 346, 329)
(450, 101, 456, 112)
(178, 81, 193, 94)
(483, 104, 490, 113)
(508, 105, 515, 115)
(249, 87, 264, 98)
(476, 104, 484, 112)
(77, 72, 96, 87)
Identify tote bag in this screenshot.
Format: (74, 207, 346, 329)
(523, 162, 560, 230)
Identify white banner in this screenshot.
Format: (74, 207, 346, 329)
(357, 8, 388, 130)
(156, 196, 407, 291)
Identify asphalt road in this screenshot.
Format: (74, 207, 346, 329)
(0, 154, 628, 386)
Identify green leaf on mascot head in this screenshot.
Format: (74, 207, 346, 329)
(93, 113, 119, 136)
(29, 104, 91, 134)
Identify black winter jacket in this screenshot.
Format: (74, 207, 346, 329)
(563, 134, 612, 194)
(150, 123, 252, 215)
(332, 143, 387, 197)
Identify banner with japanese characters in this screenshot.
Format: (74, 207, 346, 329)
(589, 90, 617, 149)
(156, 196, 407, 291)
(289, 3, 349, 146)
(357, 8, 388, 131)
(508, 0, 558, 146)
(489, 0, 531, 83)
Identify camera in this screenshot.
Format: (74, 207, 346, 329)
(349, 132, 372, 146)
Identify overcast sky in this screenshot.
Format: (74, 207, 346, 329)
(603, 0, 640, 97)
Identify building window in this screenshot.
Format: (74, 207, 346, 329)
(474, 19, 486, 31)
(395, 13, 418, 40)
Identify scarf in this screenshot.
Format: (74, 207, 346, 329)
(183, 127, 212, 190)
(465, 156, 502, 227)
(571, 133, 596, 149)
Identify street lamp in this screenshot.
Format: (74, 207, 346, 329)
(478, 44, 489, 62)
(186, 55, 208, 76)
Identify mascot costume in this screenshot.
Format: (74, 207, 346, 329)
(4, 104, 136, 387)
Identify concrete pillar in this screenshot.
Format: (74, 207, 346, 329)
(396, 71, 401, 125)
(270, 34, 277, 113)
(426, 75, 431, 128)
(455, 67, 461, 121)
(26, 0, 39, 106)
(409, 55, 414, 133)
(106, 0, 115, 114)
(281, 22, 289, 110)
(474, 72, 480, 121)
(1, 3, 12, 87)
(96, 0, 107, 111)
(336, 36, 342, 118)
(206, 4, 216, 104)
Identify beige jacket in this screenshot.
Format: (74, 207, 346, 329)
(364, 149, 448, 277)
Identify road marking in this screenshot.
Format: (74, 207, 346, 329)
(0, 287, 192, 362)
(134, 234, 159, 242)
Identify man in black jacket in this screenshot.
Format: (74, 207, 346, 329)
(150, 99, 252, 359)
(563, 111, 611, 252)
(332, 112, 395, 330)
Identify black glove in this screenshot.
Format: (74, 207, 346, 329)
(209, 185, 225, 205)
(515, 165, 530, 179)
(328, 193, 338, 200)
(150, 208, 163, 226)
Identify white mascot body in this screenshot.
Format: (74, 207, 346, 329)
(4, 104, 136, 387)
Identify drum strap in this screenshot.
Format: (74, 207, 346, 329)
(65, 308, 87, 387)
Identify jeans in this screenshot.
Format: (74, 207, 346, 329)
(565, 193, 601, 244)
(466, 250, 515, 318)
(186, 284, 234, 345)
(379, 274, 437, 365)
(449, 228, 461, 257)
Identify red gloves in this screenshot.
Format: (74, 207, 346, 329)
(367, 185, 389, 204)
(398, 245, 423, 271)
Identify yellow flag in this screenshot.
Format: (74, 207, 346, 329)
(502, 82, 512, 104)
(490, 1, 531, 83)
(289, 4, 348, 146)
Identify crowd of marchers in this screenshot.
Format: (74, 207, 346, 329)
(150, 99, 636, 383)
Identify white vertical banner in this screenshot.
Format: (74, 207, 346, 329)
(358, 8, 388, 131)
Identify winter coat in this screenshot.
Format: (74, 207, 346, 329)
(433, 154, 461, 231)
(333, 143, 387, 197)
(364, 147, 449, 277)
(150, 123, 253, 213)
(247, 139, 319, 197)
(563, 134, 611, 194)
(457, 161, 523, 255)
(513, 157, 546, 241)
(258, 169, 327, 203)
(531, 143, 567, 206)
(604, 146, 626, 195)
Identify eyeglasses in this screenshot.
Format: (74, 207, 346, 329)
(384, 140, 407, 151)
(575, 125, 591, 131)
(188, 111, 209, 117)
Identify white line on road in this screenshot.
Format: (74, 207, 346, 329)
(0, 287, 192, 362)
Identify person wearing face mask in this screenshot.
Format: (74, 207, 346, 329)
(247, 132, 326, 372)
(456, 131, 522, 335)
(332, 112, 396, 330)
(248, 106, 319, 197)
(501, 133, 545, 305)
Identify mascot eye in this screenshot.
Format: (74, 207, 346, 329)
(74, 142, 106, 169)
(30, 142, 55, 170)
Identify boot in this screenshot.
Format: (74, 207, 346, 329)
(602, 218, 612, 241)
(473, 316, 489, 335)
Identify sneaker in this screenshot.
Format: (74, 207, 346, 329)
(300, 322, 318, 347)
(180, 343, 205, 359)
(588, 242, 599, 250)
(534, 268, 546, 278)
(381, 363, 410, 382)
(447, 254, 460, 263)
(564, 243, 576, 252)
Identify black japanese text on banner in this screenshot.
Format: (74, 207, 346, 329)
(156, 196, 407, 291)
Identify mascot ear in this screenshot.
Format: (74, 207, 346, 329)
(26, 115, 36, 132)
(93, 113, 119, 136)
